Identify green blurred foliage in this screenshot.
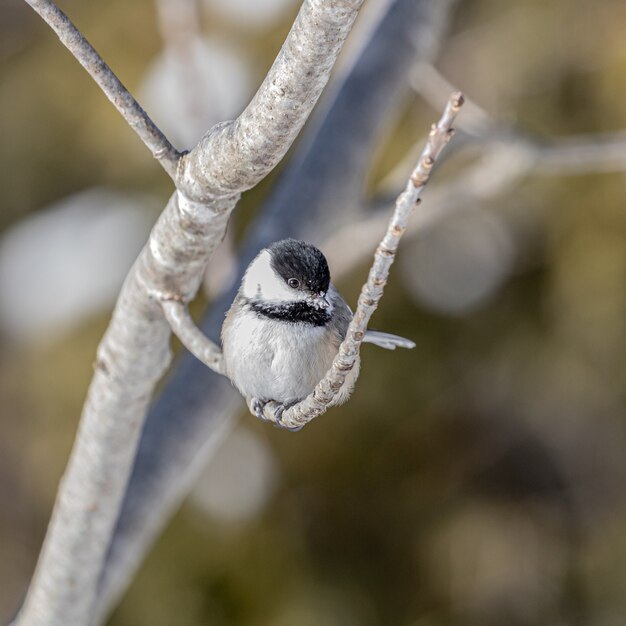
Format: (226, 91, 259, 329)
(0, 0, 625, 625)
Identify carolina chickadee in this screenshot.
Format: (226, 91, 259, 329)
(221, 239, 415, 428)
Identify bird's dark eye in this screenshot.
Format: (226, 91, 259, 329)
(287, 278, 300, 289)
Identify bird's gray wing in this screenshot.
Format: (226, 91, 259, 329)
(330, 285, 415, 350)
(363, 330, 415, 350)
(328, 285, 353, 346)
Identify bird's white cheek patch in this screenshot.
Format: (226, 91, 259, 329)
(242, 249, 308, 303)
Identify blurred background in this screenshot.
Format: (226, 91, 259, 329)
(1, 0, 625, 624)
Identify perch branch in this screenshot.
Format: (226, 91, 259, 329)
(161, 299, 224, 374)
(24, 0, 181, 178)
(260, 92, 464, 429)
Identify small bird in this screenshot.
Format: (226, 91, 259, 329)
(221, 239, 415, 428)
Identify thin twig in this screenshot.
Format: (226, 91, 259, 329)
(259, 92, 464, 429)
(157, 95, 463, 428)
(24, 0, 181, 178)
(161, 299, 224, 374)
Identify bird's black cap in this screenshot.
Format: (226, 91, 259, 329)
(268, 239, 330, 294)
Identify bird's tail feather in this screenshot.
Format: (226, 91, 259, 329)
(363, 330, 415, 350)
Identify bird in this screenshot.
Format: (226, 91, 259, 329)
(221, 239, 415, 429)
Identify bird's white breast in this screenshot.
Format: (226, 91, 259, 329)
(222, 306, 341, 405)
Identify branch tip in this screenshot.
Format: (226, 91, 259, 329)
(377, 245, 395, 257)
(451, 91, 465, 109)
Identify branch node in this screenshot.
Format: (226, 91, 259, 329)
(156, 292, 187, 303)
(336, 362, 355, 373)
(411, 172, 427, 187)
(376, 244, 395, 257)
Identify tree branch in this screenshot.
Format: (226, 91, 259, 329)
(14, 1, 365, 625)
(260, 92, 464, 429)
(176, 0, 365, 201)
(161, 299, 224, 374)
(24, 0, 182, 179)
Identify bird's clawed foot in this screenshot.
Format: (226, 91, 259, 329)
(249, 397, 268, 421)
(248, 398, 303, 432)
(271, 403, 303, 432)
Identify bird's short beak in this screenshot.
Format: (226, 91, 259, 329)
(312, 292, 330, 310)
